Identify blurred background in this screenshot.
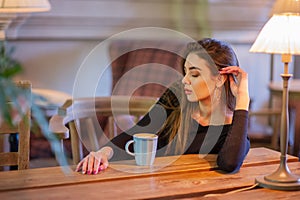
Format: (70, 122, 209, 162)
(2, 0, 300, 164)
(2, 0, 299, 109)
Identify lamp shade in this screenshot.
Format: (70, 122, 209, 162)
(249, 14, 300, 55)
(0, 0, 51, 13)
(271, 0, 300, 15)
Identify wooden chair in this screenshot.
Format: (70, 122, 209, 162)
(0, 80, 31, 170)
(49, 96, 157, 164)
(248, 109, 282, 150)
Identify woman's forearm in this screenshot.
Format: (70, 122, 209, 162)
(217, 110, 250, 172)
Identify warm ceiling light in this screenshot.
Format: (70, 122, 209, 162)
(0, 0, 51, 13)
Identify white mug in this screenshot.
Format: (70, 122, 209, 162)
(125, 133, 158, 166)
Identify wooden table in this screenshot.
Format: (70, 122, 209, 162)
(0, 148, 299, 199)
(269, 80, 300, 157)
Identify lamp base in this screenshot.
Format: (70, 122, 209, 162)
(256, 176, 300, 191)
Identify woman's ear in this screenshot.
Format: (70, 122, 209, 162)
(216, 74, 227, 87)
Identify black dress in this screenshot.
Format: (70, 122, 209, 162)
(107, 80, 250, 173)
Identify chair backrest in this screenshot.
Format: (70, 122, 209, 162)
(49, 96, 157, 164)
(0, 80, 32, 170)
(109, 39, 185, 97)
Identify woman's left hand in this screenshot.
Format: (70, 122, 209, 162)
(219, 66, 250, 110)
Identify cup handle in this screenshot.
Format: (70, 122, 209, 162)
(125, 140, 135, 156)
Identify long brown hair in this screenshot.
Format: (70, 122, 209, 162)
(158, 38, 240, 155)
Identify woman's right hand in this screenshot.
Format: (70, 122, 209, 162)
(219, 66, 250, 111)
(75, 146, 113, 175)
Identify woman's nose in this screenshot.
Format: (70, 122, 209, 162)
(182, 74, 190, 85)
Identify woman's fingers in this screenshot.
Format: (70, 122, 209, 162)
(220, 66, 248, 85)
(93, 152, 102, 174)
(100, 155, 109, 171)
(220, 66, 239, 72)
(220, 66, 250, 110)
(75, 151, 109, 175)
(87, 151, 98, 175)
(220, 66, 240, 76)
(220, 66, 249, 98)
(228, 75, 238, 96)
(220, 66, 247, 79)
(82, 156, 89, 174)
(75, 159, 83, 172)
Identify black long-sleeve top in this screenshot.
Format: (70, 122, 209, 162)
(107, 81, 250, 173)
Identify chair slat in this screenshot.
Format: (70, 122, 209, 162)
(0, 152, 18, 166)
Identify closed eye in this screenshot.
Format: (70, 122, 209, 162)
(189, 68, 201, 77)
(191, 72, 200, 77)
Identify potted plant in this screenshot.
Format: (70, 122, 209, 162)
(0, 41, 69, 168)
(0, 41, 26, 126)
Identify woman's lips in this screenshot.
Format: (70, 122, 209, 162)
(184, 88, 192, 95)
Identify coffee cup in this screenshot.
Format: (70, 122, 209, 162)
(125, 133, 158, 166)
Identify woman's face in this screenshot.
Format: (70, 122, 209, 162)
(182, 53, 217, 102)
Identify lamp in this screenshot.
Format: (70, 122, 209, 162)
(0, 0, 51, 13)
(250, 0, 300, 190)
(0, 0, 51, 40)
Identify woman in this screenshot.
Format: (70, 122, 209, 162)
(76, 38, 250, 175)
